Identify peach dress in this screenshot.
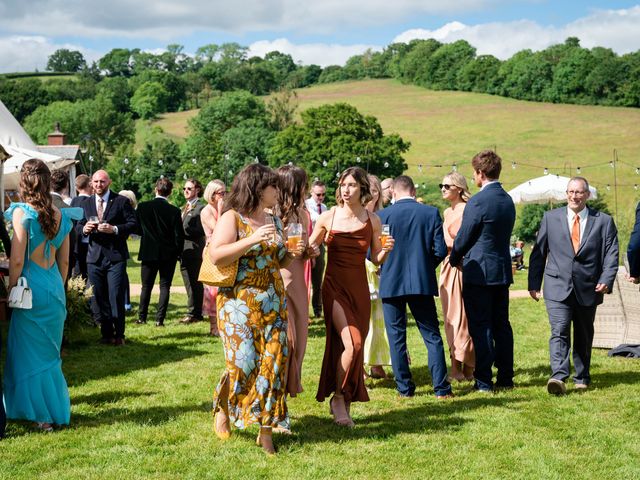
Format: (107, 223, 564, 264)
(439, 205, 475, 368)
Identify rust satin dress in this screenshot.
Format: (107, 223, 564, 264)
(316, 217, 372, 404)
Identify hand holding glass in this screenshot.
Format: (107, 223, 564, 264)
(380, 224, 391, 248)
(287, 223, 303, 252)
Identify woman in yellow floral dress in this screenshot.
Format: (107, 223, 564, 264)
(209, 163, 303, 455)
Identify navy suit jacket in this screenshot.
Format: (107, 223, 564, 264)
(628, 202, 640, 277)
(449, 182, 516, 286)
(528, 206, 619, 307)
(76, 190, 138, 264)
(378, 198, 447, 299)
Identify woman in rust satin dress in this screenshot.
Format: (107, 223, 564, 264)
(310, 167, 393, 427)
(438, 172, 475, 382)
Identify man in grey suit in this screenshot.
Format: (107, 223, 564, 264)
(528, 177, 618, 395)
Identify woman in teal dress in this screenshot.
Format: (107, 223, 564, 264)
(3, 159, 82, 432)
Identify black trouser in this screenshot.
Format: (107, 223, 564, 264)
(139, 258, 178, 324)
(311, 244, 325, 316)
(73, 240, 88, 279)
(88, 257, 127, 340)
(180, 256, 203, 319)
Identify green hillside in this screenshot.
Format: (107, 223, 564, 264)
(153, 79, 640, 235)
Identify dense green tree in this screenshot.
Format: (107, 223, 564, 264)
(457, 54, 501, 92)
(232, 59, 278, 95)
(385, 41, 419, 79)
(24, 96, 134, 168)
(99, 48, 136, 77)
(46, 49, 87, 72)
(268, 103, 409, 197)
(130, 81, 169, 119)
(318, 65, 348, 83)
(618, 51, 640, 107)
(267, 88, 299, 131)
(182, 72, 207, 108)
(421, 40, 476, 90)
(286, 64, 322, 88)
(0, 78, 49, 122)
(496, 50, 554, 100)
(97, 77, 132, 113)
(195, 43, 220, 63)
(584, 47, 625, 104)
(264, 51, 297, 86)
(129, 70, 186, 112)
(43, 77, 96, 103)
(397, 39, 442, 84)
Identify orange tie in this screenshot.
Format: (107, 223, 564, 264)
(571, 214, 580, 253)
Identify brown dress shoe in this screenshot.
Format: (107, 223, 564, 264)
(180, 316, 195, 324)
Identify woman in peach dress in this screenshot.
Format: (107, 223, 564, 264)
(438, 172, 475, 382)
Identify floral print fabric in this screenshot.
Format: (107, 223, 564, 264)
(213, 211, 290, 431)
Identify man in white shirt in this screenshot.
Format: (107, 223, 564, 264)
(528, 177, 618, 395)
(305, 180, 327, 317)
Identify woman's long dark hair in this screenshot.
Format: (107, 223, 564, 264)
(223, 163, 279, 215)
(275, 165, 308, 225)
(19, 158, 57, 239)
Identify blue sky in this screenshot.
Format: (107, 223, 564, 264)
(1, 1, 639, 72)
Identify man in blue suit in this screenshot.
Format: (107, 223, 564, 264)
(77, 170, 138, 346)
(628, 202, 640, 283)
(449, 150, 516, 392)
(378, 175, 452, 398)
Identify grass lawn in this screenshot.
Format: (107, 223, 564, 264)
(1, 294, 638, 479)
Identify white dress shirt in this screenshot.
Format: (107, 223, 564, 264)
(567, 207, 588, 242)
(305, 197, 327, 227)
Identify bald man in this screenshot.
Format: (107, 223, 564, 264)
(76, 170, 138, 346)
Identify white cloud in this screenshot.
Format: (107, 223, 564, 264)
(393, 6, 640, 59)
(249, 38, 381, 67)
(0, 36, 101, 73)
(0, 0, 492, 38)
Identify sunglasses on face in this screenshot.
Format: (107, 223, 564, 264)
(439, 184, 453, 190)
(315, 193, 326, 197)
(214, 191, 226, 196)
(183, 187, 193, 192)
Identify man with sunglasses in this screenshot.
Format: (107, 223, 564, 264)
(180, 178, 206, 324)
(305, 180, 327, 318)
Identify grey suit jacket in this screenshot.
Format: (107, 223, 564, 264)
(528, 206, 619, 307)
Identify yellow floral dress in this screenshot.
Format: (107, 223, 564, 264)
(213, 212, 290, 431)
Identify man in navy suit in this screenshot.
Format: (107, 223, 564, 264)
(628, 202, 640, 283)
(529, 177, 618, 394)
(378, 175, 452, 398)
(77, 170, 137, 346)
(449, 150, 516, 392)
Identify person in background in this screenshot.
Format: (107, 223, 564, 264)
(77, 170, 137, 346)
(180, 178, 206, 324)
(118, 190, 138, 315)
(210, 163, 303, 455)
(311, 167, 393, 427)
(70, 174, 92, 279)
(305, 180, 327, 318)
(380, 178, 394, 206)
(528, 177, 618, 395)
(439, 172, 475, 382)
(200, 179, 226, 336)
(276, 165, 314, 397)
(136, 178, 184, 327)
(363, 174, 391, 380)
(627, 202, 640, 283)
(449, 150, 516, 393)
(4, 159, 82, 432)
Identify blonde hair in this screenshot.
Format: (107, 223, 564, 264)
(204, 179, 226, 204)
(443, 171, 471, 202)
(118, 190, 138, 209)
(367, 174, 384, 212)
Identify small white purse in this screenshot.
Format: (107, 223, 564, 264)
(8, 276, 32, 309)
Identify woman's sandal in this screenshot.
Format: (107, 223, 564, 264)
(213, 411, 231, 440)
(36, 422, 54, 432)
(256, 426, 276, 455)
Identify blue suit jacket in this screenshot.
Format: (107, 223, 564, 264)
(377, 198, 447, 299)
(628, 202, 640, 277)
(449, 182, 516, 286)
(76, 190, 138, 264)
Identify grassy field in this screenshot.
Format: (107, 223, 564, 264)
(153, 79, 640, 241)
(1, 294, 638, 479)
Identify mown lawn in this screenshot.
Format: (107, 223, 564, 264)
(1, 294, 638, 479)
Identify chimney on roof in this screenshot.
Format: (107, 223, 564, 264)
(48, 122, 66, 146)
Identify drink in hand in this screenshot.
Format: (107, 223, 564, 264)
(287, 223, 303, 252)
(380, 224, 390, 248)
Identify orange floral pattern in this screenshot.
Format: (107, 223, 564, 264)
(213, 212, 290, 431)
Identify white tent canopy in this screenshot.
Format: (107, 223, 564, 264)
(508, 175, 597, 204)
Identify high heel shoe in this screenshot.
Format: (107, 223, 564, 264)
(256, 426, 276, 455)
(213, 411, 231, 440)
(329, 396, 355, 428)
(36, 422, 54, 432)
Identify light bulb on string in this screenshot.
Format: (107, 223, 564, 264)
(254, 156, 259, 163)
(135, 168, 140, 174)
(543, 167, 548, 175)
(576, 167, 581, 174)
(121, 168, 126, 174)
(124, 157, 129, 165)
(209, 169, 213, 175)
(183, 173, 188, 180)
(606, 184, 611, 191)
(191, 158, 197, 165)
(636, 167, 640, 175)
(336, 171, 340, 178)
(384, 162, 389, 168)
(452, 163, 457, 172)
(288, 161, 293, 166)
(356, 156, 361, 164)
(610, 161, 614, 168)
(418, 164, 423, 173)
(511, 162, 516, 170)
(322, 160, 328, 167)
(158, 159, 163, 166)
(635, 184, 639, 191)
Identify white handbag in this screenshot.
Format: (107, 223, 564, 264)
(8, 276, 32, 309)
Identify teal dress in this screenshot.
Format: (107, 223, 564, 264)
(3, 203, 82, 425)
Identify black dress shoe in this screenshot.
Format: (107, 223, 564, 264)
(114, 338, 126, 346)
(99, 337, 115, 345)
(155, 321, 164, 327)
(135, 319, 147, 325)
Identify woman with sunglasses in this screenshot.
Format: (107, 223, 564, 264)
(439, 172, 475, 382)
(201, 179, 226, 336)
